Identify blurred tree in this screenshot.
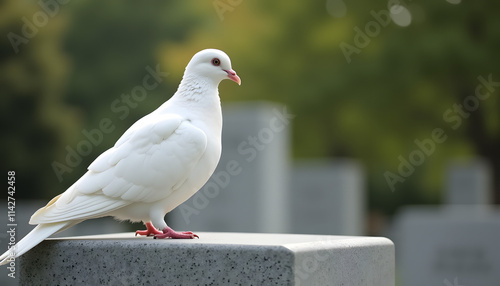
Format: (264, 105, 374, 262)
(0, 0, 80, 199)
(332, 0, 500, 205)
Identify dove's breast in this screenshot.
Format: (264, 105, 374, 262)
(158, 117, 222, 213)
(108, 100, 223, 221)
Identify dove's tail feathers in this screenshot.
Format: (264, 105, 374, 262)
(0, 221, 71, 265)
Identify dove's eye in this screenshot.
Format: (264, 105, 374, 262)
(211, 58, 221, 66)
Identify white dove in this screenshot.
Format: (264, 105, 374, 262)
(0, 49, 241, 265)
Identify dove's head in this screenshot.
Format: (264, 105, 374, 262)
(185, 49, 241, 86)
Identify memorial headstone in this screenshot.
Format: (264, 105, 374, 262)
(445, 159, 492, 204)
(169, 102, 291, 233)
(290, 159, 365, 235)
(20, 232, 396, 286)
(394, 158, 499, 286)
(395, 206, 500, 286)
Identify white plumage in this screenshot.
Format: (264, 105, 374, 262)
(0, 49, 240, 265)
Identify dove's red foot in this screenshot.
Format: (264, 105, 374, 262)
(135, 222, 163, 236)
(154, 226, 199, 239)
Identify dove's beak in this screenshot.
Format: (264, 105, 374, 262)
(224, 69, 241, 85)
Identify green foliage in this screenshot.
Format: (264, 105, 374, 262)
(0, 0, 80, 198)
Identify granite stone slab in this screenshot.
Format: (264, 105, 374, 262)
(19, 232, 394, 286)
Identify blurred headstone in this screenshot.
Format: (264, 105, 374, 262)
(394, 206, 500, 286)
(169, 102, 291, 233)
(446, 159, 492, 204)
(290, 159, 365, 235)
(394, 157, 499, 286)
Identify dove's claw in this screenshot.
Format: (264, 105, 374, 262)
(182, 231, 199, 239)
(135, 222, 163, 236)
(153, 226, 199, 239)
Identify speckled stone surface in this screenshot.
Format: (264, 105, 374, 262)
(19, 232, 394, 285)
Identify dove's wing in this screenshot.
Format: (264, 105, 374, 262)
(30, 113, 208, 224)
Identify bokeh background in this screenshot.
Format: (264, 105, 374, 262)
(1, 0, 499, 284)
(2, 0, 499, 217)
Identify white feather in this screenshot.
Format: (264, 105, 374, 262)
(0, 222, 74, 265)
